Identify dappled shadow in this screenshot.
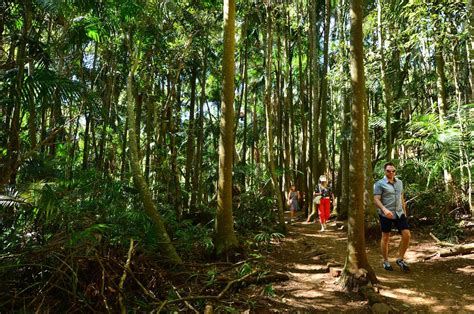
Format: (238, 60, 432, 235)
(249, 216, 474, 312)
(375, 255, 474, 312)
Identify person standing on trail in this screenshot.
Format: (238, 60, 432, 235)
(287, 185, 301, 223)
(374, 162, 411, 272)
(310, 175, 331, 231)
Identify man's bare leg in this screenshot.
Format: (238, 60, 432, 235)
(398, 229, 411, 260)
(381, 232, 390, 261)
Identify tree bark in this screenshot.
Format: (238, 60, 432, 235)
(435, 44, 448, 125)
(319, 0, 331, 175)
(297, 0, 309, 213)
(468, 0, 474, 102)
(439, 243, 474, 257)
(309, 0, 320, 187)
(191, 54, 207, 209)
(0, 0, 32, 185)
(377, 0, 393, 161)
(342, 0, 377, 289)
(27, 60, 36, 149)
(185, 64, 197, 194)
(264, 4, 286, 232)
(126, 43, 182, 265)
(338, 92, 350, 220)
(215, 0, 239, 255)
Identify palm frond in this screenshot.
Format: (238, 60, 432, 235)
(0, 186, 32, 209)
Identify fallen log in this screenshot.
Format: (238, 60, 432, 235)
(429, 232, 455, 247)
(438, 243, 474, 257)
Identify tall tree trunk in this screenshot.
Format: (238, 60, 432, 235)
(364, 84, 376, 219)
(144, 79, 153, 182)
(240, 35, 249, 191)
(185, 64, 197, 194)
(319, 0, 331, 175)
(126, 43, 182, 264)
(283, 0, 292, 190)
(120, 118, 128, 181)
(342, 0, 377, 289)
(309, 0, 320, 187)
(99, 54, 115, 173)
(434, 42, 452, 191)
(454, 41, 473, 214)
(336, 0, 351, 219)
(338, 92, 350, 220)
(264, 4, 286, 232)
(27, 60, 36, 149)
(191, 54, 206, 208)
(0, 0, 32, 185)
(377, 0, 393, 161)
(215, 0, 239, 255)
(435, 44, 448, 125)
(468, 0, 474, 102)
(297, 0, 308, 212)
(170, 76, 182, 215)
(275, 23, 284, 199)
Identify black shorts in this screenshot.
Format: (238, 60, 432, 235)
(379, 214, 409, 233)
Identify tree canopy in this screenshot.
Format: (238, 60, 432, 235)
(0, 0, 472, 311)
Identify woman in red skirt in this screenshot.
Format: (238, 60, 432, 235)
(314, 175, 331, 231)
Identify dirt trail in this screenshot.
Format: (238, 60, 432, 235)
(249, 216, 474, 312)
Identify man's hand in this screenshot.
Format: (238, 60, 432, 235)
(384, 210, 394, 219)
(374, 194, 394, 219)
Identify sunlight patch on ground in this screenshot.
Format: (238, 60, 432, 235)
(407, 250, 436, 261)
(381, 288, 437, 307)
(300, 233, 323, 238)
(292, 289, 325, 298)
(456, 265, 474, 275)
(380, 290, 434, 306)
(308, 233, 340, 239)
(394, 287, 419, 295)
(376, 275, 415, 283)
(431, 305, 451, 312)
(462, 294, 474, 302)
(293, 263, 325, 271)
(289, 271, 328, 283)
(464, 304, 474, 311)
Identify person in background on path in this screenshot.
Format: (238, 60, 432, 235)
(313, 175, 331, 231)
(374, 162, 411, 272)
(287, 185, 301, 223)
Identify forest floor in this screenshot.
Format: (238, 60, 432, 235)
(240, 212, 474, 313)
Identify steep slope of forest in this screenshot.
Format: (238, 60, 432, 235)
(1, 0, 473, 311)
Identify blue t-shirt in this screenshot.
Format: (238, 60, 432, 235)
(374, 176, 404, 218)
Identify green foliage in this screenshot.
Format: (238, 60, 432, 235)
(205, 268, 218, 287)
(235, 191, 278, 232)
(246, 231, 285, 252)
(254, 231, 285, 246)
(0, 186, 37, 253)
(263, 283, 276, 297)
(238, 262, 253, 276)
(174, 218, 214, 258)
(432, 213, 463, 243)
(17, 156, 59, 186)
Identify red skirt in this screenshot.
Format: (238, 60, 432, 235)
(318, 198, 330, 223)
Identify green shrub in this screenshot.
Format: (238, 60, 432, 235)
(431, 213, 463, 243)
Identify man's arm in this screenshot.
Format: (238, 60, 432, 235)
(374, 194, 394, 219)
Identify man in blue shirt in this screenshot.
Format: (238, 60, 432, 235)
(374, 162, 411, 272)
